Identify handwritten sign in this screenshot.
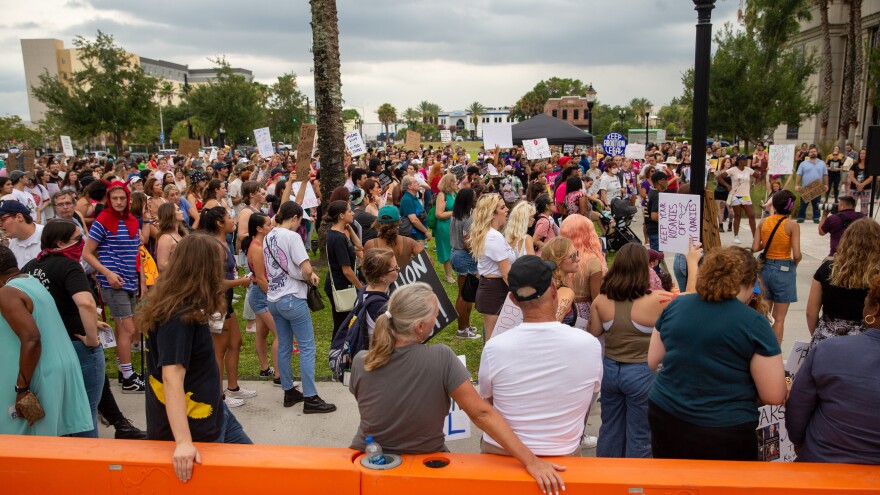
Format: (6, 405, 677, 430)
(492, 295, 523, 338)
(482, 123, 513, 149)
(60, 135, 74, 156)
(254, 127, 274, 158)
(841, 157, 854, 171)
(445, 355, 472, 441)
(178, 138, 200, 157)
(602, 133, 627, 156)
(450, 164, 465, 180)
(784, 341, 810, 376)
(296, 124, 317, 181)
(563, 144, 575, 154)
(658, 193, 701, 254)
(522, 138, 551, 160)
(624, 143, 646, 160)
(291, 180, 319, 209)
(757, 404, 795, 462)
(440, 130, 452, 143)
(389, 250, 457, 340)
(768, 144, 795, 176)
(208, 148, 218, 163)
(344, 131, 366, 157)
(405, 130, 421, 151)
(799, 180, 825, 203)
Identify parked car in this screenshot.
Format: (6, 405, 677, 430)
(158, 149, 177, 156)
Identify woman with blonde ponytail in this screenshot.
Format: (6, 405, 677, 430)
(349, 283, 567, 494)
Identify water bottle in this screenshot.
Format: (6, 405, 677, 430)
(365, 436, 386, 465)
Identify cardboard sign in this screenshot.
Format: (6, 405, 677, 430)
(701, 190, 722, 253)
(254, 127, 274, 159)
(768, 144, 795, 176)
(492, 295, 523, 338)
(60, 135, 74, 156)
(522, 138, 551, 160)
(757, 404, 795, 462)
(296, 124, 317, 181)
(291, 180, 319, 209)
(444, 354, 472, 442)
(625, 143, 646, 160)
(602, 133, 627, 156)
(482, 123, 514, 149)
(658, 193, 701, 254)
(389, 250, 457, 340)
(344, 131, 367, 157)
(440, 130, 452, 143)
(178, 138, 200, 157)
(98, 325, 117, 349)
(405, 130, 421, 151)
(799, 180, 825, 203)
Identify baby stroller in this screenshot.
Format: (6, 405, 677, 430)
(600, 198, 642, 253)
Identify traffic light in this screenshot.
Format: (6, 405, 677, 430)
(293, 117, 297, 123)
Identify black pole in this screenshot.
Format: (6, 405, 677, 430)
(690, 0, 716, 207)
(645, 112, 649, 146)
(184, 74, 193, 139)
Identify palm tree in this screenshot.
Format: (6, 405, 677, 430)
(417, 101, 432, 124)
(838, 0, 864, 144)
(466, 101, 486, 140)
(377, 103, 397, 140)
(159, 81, 175, 106)
(818, 0, 833, 141)
(629, 97, 652, 123)
(403, 107, 419, 126)
(427, 102, 441, 124)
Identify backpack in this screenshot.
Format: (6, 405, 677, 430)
(328, 291, 388, 382)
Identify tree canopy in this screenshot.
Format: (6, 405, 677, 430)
(187, 57, 267, 146)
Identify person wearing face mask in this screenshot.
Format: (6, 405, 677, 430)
(598, 158, 624, 208)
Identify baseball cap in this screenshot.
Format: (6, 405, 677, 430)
(377, 205, 400, 223)
(648, 249, 664, 263)
(0, 199, 31, 217)
(507, 255, 557, 302)
(9, 170, 26, 183)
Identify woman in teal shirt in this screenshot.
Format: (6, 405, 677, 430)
(433, 173, 457, 283)
(647, 246, 787, 460)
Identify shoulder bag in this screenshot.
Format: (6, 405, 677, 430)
(758, 216, 786, 269)
(327, 238, 358, 313)
(266, 240, 325, 311)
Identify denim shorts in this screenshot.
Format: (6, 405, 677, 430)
(761, 259, 797, 303)
(246, 283, 269, 315)
(450, 249, 477, 275)
(104, 288, 137, 319)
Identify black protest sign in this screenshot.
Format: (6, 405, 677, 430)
(450, 165, 465, 180)
(376, 171, 393, 188)
(389, 250, 458, 341)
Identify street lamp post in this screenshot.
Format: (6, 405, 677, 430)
(645, 102, 653, 146)
(690, 0, 716, 202)
(585, 83, 597, 135)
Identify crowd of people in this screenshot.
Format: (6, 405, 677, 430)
(0, 139, 877, 489)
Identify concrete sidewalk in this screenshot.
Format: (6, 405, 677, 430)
(104, 213, 870, 453)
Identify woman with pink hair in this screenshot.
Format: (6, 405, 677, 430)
(560, 214, 607, 328)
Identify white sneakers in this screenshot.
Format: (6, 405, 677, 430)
(733, 235, 742, 244)
(224, 395, 245, 408)
(455, 327, 481, 339)
(581, 434, 598, 449)
(226, 386, 258, 399)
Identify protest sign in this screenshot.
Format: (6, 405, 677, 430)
(522, 138, 551, 160)
(291, 180, 319, 209)
(701, 190, 722, 253)
(450, 164, 465, 180)
(800, 180, 825, 203)
(445, 355, 472, 441)
(757, 404, 795, 462)
(841, 156, 854, 171)
(563, 144, 575, 154)
(709, 158, 719, 171)
(440, 130, 452, 143)
(254, 127, 274, 158)
(60, 135, 74, 156)
(492, 295, 523, 338)
(296, 124, 317, 180)
(482, 123, 514, 149)
(376, 171, 393, 188)
(784, 341, 810, 376)
(405, 130, 421, 151)
(178, 138, 200, 157)
(208, 148, 218, 162)
(8, 150, 37, 173)
(624, 143, 646, 160)
(658, 193, 701, 254)
(344, 131, 367, 157)
(389, 250, 457, 340)
(768, 144, 795, 176)
(602, 133, 627, 156)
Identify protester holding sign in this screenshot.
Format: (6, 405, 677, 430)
(349, 282, 566, 495)
(794, 146, 828, 224)
(648, 247, 786, 460)
(470, 194, 516, 339)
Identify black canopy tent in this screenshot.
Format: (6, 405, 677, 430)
(511, 114, 595, 147)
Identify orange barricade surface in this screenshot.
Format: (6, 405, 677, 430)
(2, 435, 880, 495)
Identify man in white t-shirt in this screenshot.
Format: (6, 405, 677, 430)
(0, 199, 44, 268)
(9, 171, 39, 221)
(479, 255, 603, 457)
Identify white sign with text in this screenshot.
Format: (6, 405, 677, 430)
(522, 138, 551, 160)
(625, 143, 646, 160)
(254, 127, 274, 158)
(492, 295, 523, 338)
(445, 355, 472, 441)
(60, 135, 74, 156)
(344, 131, 367, 157)
(658, 193, 701, 254)
(440, 130, 452, 143)
(291, 181, 319, 209)
(768, 144, 796, 176)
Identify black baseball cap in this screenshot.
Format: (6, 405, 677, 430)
(507, 255, 557, 302)
(0, 200, 32, 217)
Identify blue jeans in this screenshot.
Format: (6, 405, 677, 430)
(69, 340, 105, 438)
(214, 402, 253, 444)
(597, 357, 655, 458)
(798, 195, 821, 221)
(647, 233, 659, 252)
(268, 294, 317, 396)
(673, 253, 688, 290)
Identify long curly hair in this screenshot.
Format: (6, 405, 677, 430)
(560, 214, 606, 274)
(831, 218, 880, 289)
(469, 193, 504, 259)
(540, 237, 574, 288)
(696, 247, 758, 302)
(504, 201, 535, 254)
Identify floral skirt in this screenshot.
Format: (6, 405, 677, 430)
(809, 315, 864, 351)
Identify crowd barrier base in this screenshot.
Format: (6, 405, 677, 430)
(2, 435, 879, 494)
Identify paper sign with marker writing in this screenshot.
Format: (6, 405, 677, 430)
(522, 138, 551, 160)
(757, 404, 795, 462)
(60, 135, 74, 156)
(784, 341, 810, 376)
(492, 295, 523, 338)
(768, 144, 795, 176)
(444, 355, 472, 441)
(625, 143, 646, 160)
(208, 148, 218, 162)
(440, 130, 452, 143)
(405, 130, 421, 151)
(291, 181, 319, 209)
(254, 127, 274, 158)
(344, 131, 366, 157)
(482, 123, 513, 149)
(658, 193, 701, 254)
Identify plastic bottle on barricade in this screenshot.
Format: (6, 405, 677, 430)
(365, 436, 386, 465)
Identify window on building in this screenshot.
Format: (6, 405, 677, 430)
(552, 109, 558, 118)
(573, 109, 579, 120)
(786, 123, 799, 140)
(562, 109, 568, 120)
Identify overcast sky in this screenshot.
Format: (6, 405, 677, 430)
(2, 0, 739, 123)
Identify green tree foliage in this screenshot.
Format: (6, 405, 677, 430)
(466, 101, 486, 139)
(510, 77, 587, 120)
(402, 107, 419, 126)
(377, 103, 397, 138)
(187, 57, 266, 146)
(31, 30, 159, 153)
(657, 96, 691, 139)
(267, 73, 307, 144)
(0, 115, 41, 147)
(341, 109, 361, 123)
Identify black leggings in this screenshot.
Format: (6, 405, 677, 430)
(648, 400, 759, 461)
(97, 375, 125, 425)
(827, 171, 841, 202)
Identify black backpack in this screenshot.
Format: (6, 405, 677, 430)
(327, 291, 388, 382)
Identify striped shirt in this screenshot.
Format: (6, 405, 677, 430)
(88, 220, 140, 292)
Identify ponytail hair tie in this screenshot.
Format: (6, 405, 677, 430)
(786, 198, 794, 211)
(384, 311, 392, 320)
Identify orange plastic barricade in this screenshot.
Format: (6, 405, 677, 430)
(358, 452, 880, 495)
(0, 435, 360, 494)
